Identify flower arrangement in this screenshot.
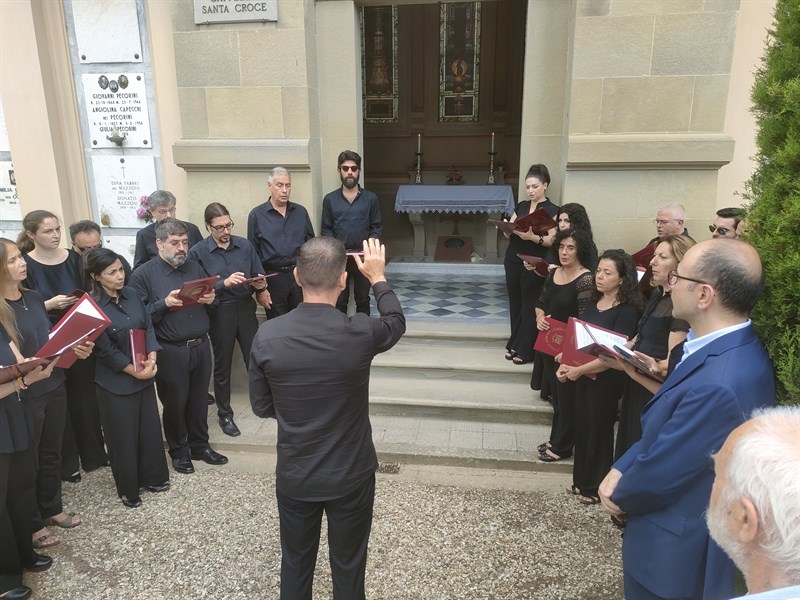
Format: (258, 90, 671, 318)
(136, 195, 153, 223)
(446, 165, 464, 185)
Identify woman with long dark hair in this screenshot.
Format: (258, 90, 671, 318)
(1, 238, 88, 550)
(84, 248, 169, 508)
(501, 164, 558, 365)
(557, 249, 643, 505)
(18, 211, 107, 483)
(534, 229, 594, 463)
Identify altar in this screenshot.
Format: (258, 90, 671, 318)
(395, 184, 515, 259)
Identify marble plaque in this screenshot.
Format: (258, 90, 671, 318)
(92, 156, 157, 228)
(73, 0, 142, 64)
(103, 235, 137, 264)
(83, 73, 152, 148)
(194, 0, 277, 24)
(0, 161, 21, 222)
(0, 101, 9, 152)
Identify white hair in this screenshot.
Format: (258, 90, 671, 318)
(268, 166, 290, 184)
(658, 202, 686, 222)
(727, 406, 800, 582)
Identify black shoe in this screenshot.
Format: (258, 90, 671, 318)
(171, 456, 195, 474)
(145, 481, 171, 493)
(121, 496, 142, 509)
(207, 393, 215, 406)
(25, 554, 52, 573)
(191, 448, 228, 465)
(0, 585, 32, 599)
(62, 471, 81, 483)
(219, 417, 241, 437)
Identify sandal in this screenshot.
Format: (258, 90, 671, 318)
(566, 484, 581, 496)
(538, 449, 567, 462)
(578, 495, 600, 505)
(46, 512, 81, 529)
(536, 441, 551, 453)
(504, 350, 517, 361)
(512, 356, 529, 365)
(32, 531, 61, 549)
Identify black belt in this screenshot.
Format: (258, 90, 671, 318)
(263, 264, 294, 273)
(159, 336, 207, 348)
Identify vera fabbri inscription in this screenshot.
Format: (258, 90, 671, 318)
(194, 0, 277, 24)
(82, 73, 152, 149)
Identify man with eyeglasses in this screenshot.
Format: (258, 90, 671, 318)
(69, 220, 132, 281)
(321, 150, 382, 315)
(133, 190, 203, 270)
(188, 203, 270, 437)
(639, 203, 696, 297)
(130, 218, 228, 474)
(248, 167, 315, 318)
(710, 207, 745, 239)
(599, 239, 775, 600)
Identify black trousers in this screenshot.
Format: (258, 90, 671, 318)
(97, 384, 169, 500)
(209, 298, 259, 418)
(336, 260, 371, 315)
(27, 386, 68, 524)
(155, 338, 212, 459)
(1, 446, 38, 593)
(0, 453, 22, 594)
(267, 272, 303, 319)
(277, 474, 375, 600)
(504, 260, 543, 362)
(549, 377, 577, 458)
(62, 357, 108, 475)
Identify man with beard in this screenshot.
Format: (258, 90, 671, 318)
(130, 218, 228, 474)
(321, 150, 382, 315)
(598, 239, 775, 599)
(133, 190, 203, 270)
(707, 406, 800, 599)
(188, 203, 270, 437)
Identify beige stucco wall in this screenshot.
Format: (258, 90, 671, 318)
(558, 0, 741, 252)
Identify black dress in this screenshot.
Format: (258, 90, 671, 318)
(572, 302, 640, 498)
(503, 199, 558, 362)
(614, 289, 688, 459)
(535, 270, 594, 458)
(23, 251, 108, 475)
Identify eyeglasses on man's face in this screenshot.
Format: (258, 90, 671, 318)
(708, 224, 732, 236)
(208, 221, 234, 232)
(667, 270, 711, 287)
(153, 206, 177, 218)
(339, 165, 359, 173)
(653, 219, 675, 226)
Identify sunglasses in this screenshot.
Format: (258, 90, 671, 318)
(708, 225, 732, 236)
(209, 221, 234, 232)
(340, 165, 359, 173)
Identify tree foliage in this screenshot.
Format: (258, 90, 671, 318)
(745, 0, 800, 403)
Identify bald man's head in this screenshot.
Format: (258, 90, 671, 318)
(691, 239, 764, 317)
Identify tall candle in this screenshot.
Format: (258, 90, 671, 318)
(491, 132, 495, 153)
(417, 133, 421, 153)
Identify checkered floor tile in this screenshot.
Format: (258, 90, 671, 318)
(372, 274, 509, 323)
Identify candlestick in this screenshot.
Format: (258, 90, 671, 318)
(491, 132, 495, 153)
(417, 133, 421, 154)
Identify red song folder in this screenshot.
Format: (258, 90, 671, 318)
(0, 357, 57, 385)
(572, 318, 629, 359)
(533, 318, 568, 357)
(516, 254, 551, 277)
(35, 294, 111, 368)
(488, 208, 557, 236)
(174, 275, 220, 308)
(129, 329, 147, 371)
(631, 243, 656, 268)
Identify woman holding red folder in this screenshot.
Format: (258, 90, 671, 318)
(84, 248, 169, 509)
(556, 249, 643, 505)
(1, 238, 89, 550)
(501, 164, 558, 365)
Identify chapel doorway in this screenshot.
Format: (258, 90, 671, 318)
(360, 1, 529, 261)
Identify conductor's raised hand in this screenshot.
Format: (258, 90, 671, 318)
(353, 238, 386, 286)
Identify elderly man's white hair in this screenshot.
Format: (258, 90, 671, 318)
(727, 405, 800, 583)
(268, 166, 290, 184)
(657, 202, 686, 221)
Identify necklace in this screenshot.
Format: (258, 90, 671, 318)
(7, 294, 27, 311)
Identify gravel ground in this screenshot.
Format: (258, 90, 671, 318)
(27, 465, 623, 599)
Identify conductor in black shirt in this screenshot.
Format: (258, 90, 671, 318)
(129, 219, 228, 474)
(133, 190, 203, 271)
(249, 237, 405, 600)
(321, 150, 382, 315)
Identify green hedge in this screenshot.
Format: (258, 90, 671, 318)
(745, 0, 800, 404)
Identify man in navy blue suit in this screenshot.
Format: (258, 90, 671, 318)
(599, 239, 776, 600)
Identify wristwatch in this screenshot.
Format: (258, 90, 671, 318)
(538, 235, 544, 245)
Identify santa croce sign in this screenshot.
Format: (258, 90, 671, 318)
(194, 0, 277, 24)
